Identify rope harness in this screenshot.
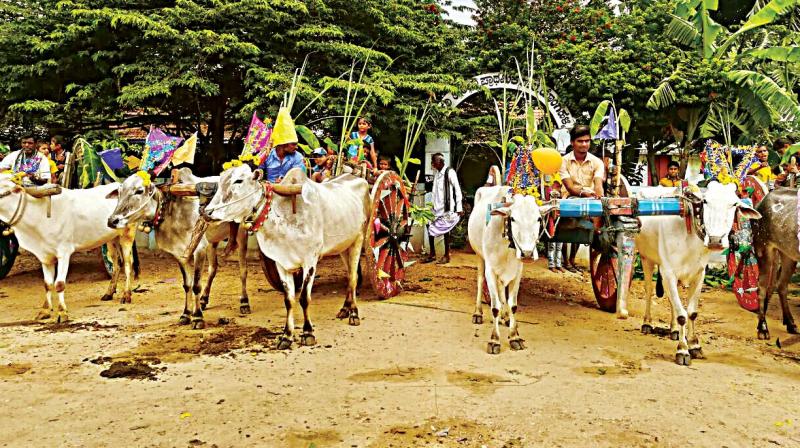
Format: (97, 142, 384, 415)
(0, 187, 27, 228)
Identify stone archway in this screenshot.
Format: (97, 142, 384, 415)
(424, 72, 576, 175)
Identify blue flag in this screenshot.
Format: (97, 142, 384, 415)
(594, 108, 618, 140)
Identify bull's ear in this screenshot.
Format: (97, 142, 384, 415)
(738, 202, 762, 220)
(253, 169, 263, 181)
(105, 188, 119, 200)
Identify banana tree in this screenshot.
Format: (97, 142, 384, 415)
(648, 0, 800, 141)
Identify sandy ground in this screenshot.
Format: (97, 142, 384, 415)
(0, 248, 799, 448)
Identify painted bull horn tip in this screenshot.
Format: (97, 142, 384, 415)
(271, 184, 303, 196)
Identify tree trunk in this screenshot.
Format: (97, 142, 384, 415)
(209, 96, 228, 172)
(646, 142, 658, 187)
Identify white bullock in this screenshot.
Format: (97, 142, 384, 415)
(203, 166, 370, 349)
(634, 182, 761, 366)
(0, 174, 136, 322)
(468, 186, 546, 354)
(107, 168, 232, 329)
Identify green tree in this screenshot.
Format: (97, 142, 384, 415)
(0, 0, 471, 170)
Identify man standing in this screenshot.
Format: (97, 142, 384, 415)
(0, 134, 50, 185)
(258, 107, 306, 182)
(559, 125, 604, 272)
(659, 161, 681, 187)
(423, 153, 463, 265)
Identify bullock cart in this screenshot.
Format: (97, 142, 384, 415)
(539, 195, 684, 312)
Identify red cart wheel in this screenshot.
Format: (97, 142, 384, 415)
(366, 171, 412, 299)
(590, 248, 622, 312)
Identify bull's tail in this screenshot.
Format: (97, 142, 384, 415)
(655, 269, 664, 298)
(133, 243, 141, 280)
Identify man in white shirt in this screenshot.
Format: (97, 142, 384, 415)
(0, 134, 51, 185)
(423, 153, 463, 264)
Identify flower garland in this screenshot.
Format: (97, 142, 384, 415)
(222, 153, 261, 172)
(504, 145, 561, 205)
(701, 140, 758, 186)
(1, 170, 26, 185)
(134, 170, 152, 187)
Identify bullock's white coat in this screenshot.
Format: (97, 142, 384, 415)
(468, 186, 543, 353)
(0, 175, 136, 321)
(634, 181, 760, 365)
(205, 165, 370, 347)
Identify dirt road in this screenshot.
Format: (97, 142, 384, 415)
(0, 249, 798, 447)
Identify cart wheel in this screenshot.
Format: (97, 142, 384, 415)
(590, 248, 621, 312)
(727, 215, 760, 312)
(0, 233, 19, 280)
(366, 171, 412, 299)
(742, 175, 768, 208)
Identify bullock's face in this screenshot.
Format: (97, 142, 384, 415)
(701, 181, 762, 250)
(204, 164, 261, 223)
(107, 174, 156, 229)
(497, 194, 542, 259)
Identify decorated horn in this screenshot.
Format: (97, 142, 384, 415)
(271, 184, 303, 196)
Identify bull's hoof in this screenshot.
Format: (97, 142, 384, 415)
(191, 319, 205, 330)
(100, 294, 113, 302)
(348, 315, 361, 326)
(120, 296, 131, 304)
(300, 333, 316, 346)
(486, 341, 501, 355)
(336, 308, 349, 319)
(502, 318, 511, 328)
(509, 338, 526, 351)
(178, 315, 191, 326)
(616, 309, 629, 320)
(757, 329, 770, 340)
(35, 311, 51, 321)
(472, 314, 483, 325)
(786, 324, 799, 335)
(670, 331, 680, 341)
(200, 297, 209, 311)
(239, 304, 251, 315)
(689, 347, 705, 359)
(641, 324, 653, 335)
(56, 312, 69, 324)
(277, 336, 293, 350)
(675, 352, 691, 366)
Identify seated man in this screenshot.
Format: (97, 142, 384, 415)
(558, 125, 604, 272)
(258, 107, 306, 182)
(0, 134, 51, 185)
(559, 125, 604, 198)
(310, 147, 334, 183)
(747, 145, 775, 186)
(659, 161, 681, 187)
(773, 137, 797, 186)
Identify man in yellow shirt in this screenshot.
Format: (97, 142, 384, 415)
(659, 161, 681, 187)
(559, 125, 604, 198)
(747, 145, 775, 185)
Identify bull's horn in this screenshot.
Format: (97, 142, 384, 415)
(271, 184, 303, 196)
